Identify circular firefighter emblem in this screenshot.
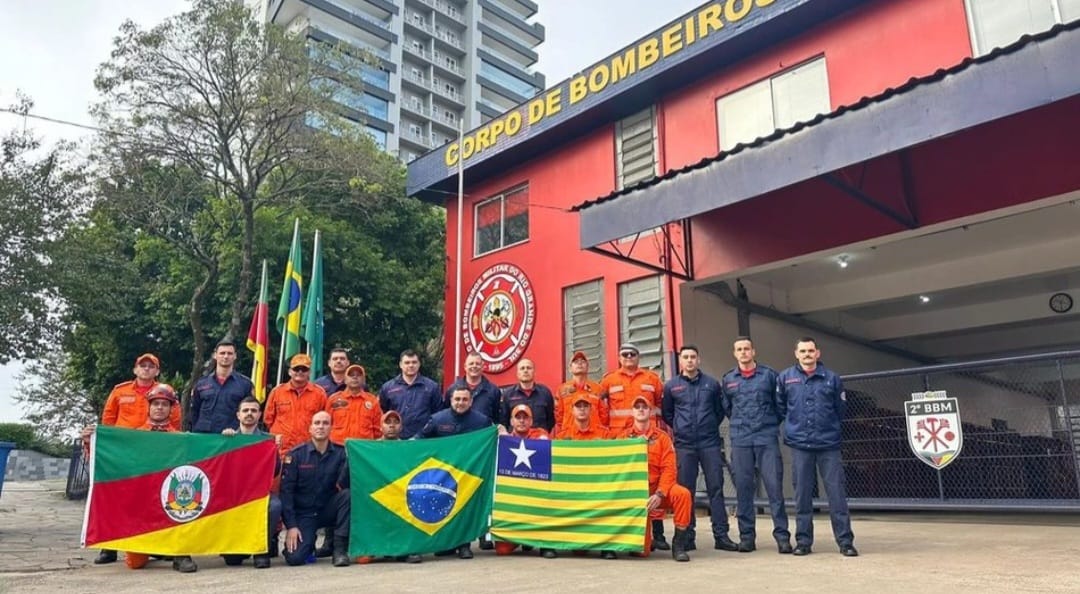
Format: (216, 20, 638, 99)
(463, 263, 536, 373)
(161, 465, 211, 523)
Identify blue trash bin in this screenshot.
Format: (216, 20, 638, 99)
(0, 441, 15, 499)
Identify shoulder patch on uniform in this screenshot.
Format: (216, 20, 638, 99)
(283, 455, 292, 464)
(364, 400, 373, 409)
(840, 391, 847, 401)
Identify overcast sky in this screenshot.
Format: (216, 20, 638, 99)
(0, 0, 706, 422)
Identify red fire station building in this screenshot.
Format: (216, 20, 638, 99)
(407, 0, 1080, 395)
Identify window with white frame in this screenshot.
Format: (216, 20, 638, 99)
(564, 280, 605, 381)
(615, 107, 658, 190)
(474, 185, 529, 256)
(966, 0, 1079, 56)
(716, 57, 830, 151)
(618, 276, 667, 378)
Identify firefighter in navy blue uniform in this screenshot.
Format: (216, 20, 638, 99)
(189, 340, 254, 433)
(776, 337, 858, 557)
(417, 386, 492, 560)
(443, 352, 501, 423)
(377, 349, 443, 439)
(499, 359, 556, 432)
(662, 345, 738, 552)
(721, 337, 791, 554)
(314, 348, 351, 397)
(280, 411, 352, 567)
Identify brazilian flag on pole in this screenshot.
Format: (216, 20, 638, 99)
(346, 426, 497, 557)
(276, 219, 303, 363)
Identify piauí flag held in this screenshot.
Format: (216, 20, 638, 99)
(247, 259, 271, 402)
(491, 436, 649, 552)
(301, 230, 324, 376)
(276, 218, 303, 362)
(81, 426, 277, 555)
(347, 426, 497, 557)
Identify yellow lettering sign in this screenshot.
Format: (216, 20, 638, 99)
(661, 23, 683, 57)
(444, 0, 784, 166)
(569, 75, 588, 105)
(725, 0, 752, 23)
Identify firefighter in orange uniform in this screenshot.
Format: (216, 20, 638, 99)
(599, 342, 668, 549)
(90, 354, 180, 567)
(325, 364, 382, 444)
(500, 404, 550, 440)
(621, 395, 692, 562)
(264, 353, 329, 457)
(83, 385, 198, 573)
(100, 353, 181, 431)
(556, 394, 613, 441)
(553, 351, 607, 435)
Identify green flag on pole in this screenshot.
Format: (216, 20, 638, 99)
(346, 426, 497, 557)
(301, 229, 324, 375)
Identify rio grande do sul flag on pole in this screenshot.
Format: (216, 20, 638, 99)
(491, 436, 648, 552)
(81, 426, 277, 555)
(346, 426, 497, 557)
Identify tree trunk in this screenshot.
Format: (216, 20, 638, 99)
(184, 260, 219, 429)
(228, 195, 256, 342)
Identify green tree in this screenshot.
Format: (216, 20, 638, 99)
(0, 96, 86, 363)
(91, 0, 394, 409)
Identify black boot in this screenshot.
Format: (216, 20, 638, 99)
(332, 536, 350, 567)
(315, 528, 335, 558)
(651, 519, 670, 551)
(672, 528, 690, 562)
(94, 549, 117, 564)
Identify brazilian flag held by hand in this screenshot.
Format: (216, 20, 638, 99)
(347, 426, 497, 557)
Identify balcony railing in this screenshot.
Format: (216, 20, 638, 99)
(402, 101, 429, 117)
(309, 23, 392, 60)
(432, 51, 464, 75)
(326, 0, 393, 31)
(482, 20, 537, 54)
(404, 13, 433, 34)
(403, 44, 431, 60)
(417, 0, 466, 25)
(478, 97, 512, 114)
(433, 28, 464, 50)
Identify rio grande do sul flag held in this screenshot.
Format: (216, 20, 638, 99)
(346, 426, 497, 557)
(81, 426, 277, 555)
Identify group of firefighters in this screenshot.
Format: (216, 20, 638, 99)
(84, 335, 858, 572)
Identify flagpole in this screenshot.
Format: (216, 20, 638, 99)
(306, 230, 319, 357)
(251, 259, 270, 402)
(277, 218, 300, 384)
(454, 119, 465, 378)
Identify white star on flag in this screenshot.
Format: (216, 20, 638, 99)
(509, 439, 536, 469)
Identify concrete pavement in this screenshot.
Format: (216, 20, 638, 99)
(2, 480, 1080, 593)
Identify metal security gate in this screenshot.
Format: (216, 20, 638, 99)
(840, 351, 1080, 511)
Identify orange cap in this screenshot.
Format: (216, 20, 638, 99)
(345, 364, 366, 376)
(570, 351, 588, 363)
(511, 404, 533, 418)
(632, 395, 651, 408)
(135, 353, 160, 367)
(289, 353, 312, 368)
(572, 393, 593, 406)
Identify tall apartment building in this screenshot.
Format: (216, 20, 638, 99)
(262, 0, 546, 162)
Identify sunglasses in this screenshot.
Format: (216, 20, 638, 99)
(291, 367, 310, 373)
(620, 352, 638, 358)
